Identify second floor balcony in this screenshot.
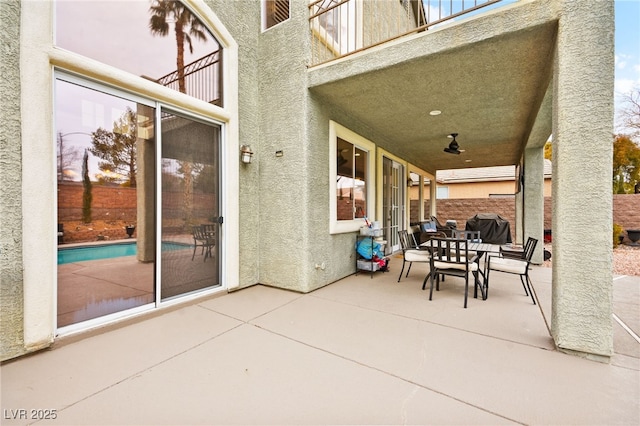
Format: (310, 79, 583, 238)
(309, 0, 506, 67)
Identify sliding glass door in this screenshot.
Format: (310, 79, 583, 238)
(55, 78, 156, 327)
(56, 76, 223, 330)
(160, 110, 221, 300)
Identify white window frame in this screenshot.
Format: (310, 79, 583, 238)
(329, 120, 376, 234)
(437, 185, 449, 199)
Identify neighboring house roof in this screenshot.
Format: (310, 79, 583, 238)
(431, 160, 552, 184)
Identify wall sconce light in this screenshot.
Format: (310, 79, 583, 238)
(240, 145, 253, 164)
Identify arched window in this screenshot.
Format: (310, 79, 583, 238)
(56, 0, 223, 105)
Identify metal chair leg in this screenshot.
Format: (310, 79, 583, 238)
(519, 275, 530, 296)
(398, 261, 406, 282)
(463, 276, 469, 308)
(524, 275, 536, 305)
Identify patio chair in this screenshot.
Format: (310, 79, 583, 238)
(429, 216, 455, 237)
(452, 229, 481, 257)
(397, 229, 432, 282)
(192, 225, 215, 261)
(485, 237, 538, 304)
(452, 229, 481, 242)
(201, 223, 216, 239)
(498, 237, 534, 260)
(423, 237, 483, 308)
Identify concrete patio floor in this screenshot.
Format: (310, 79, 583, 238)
(1, 264, 639, 425)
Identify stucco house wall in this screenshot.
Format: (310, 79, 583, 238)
(206, 0, 261, 288)
(439, 179, 553, 199)
(0, 0, 24, 360)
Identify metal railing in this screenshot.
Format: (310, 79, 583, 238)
(156, 50, 223, 106)
(309, 0, 503, 66)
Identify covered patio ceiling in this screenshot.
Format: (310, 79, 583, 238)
(308, 2, 558, 175)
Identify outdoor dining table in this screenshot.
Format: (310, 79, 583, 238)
(419, 239, 502, 290)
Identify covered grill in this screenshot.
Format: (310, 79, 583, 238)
(465, 213, 512, 244)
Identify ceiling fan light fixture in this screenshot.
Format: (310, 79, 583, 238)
(444, 133, 462, 155)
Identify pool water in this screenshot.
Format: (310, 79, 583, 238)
(58, 242, 191, 264)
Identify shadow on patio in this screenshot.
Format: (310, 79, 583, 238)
(1, 262, 638, 425)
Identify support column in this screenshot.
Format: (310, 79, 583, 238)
(523, 147, 544, 264)
(515, 178, 523, 245)
(551, 0, 614, 360)
(430, 177, 437, 218)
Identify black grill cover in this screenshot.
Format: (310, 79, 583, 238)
(465, 213, 512, 244)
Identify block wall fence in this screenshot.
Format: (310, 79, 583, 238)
(58, 183, 639, 243)
(412, 194, 640, 242)
(57, 182, 216, 243)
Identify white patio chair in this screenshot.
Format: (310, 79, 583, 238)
(486, 237, 538, 304)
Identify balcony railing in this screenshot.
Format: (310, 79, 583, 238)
(309, 0, 503, 66)
(156, 50, 223, 107)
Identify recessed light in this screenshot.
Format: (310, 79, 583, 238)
(429, 110, 442, 116)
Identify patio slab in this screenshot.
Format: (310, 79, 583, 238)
(1, 265, 638, 425)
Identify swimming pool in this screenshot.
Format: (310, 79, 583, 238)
(58, 242, 191, 264)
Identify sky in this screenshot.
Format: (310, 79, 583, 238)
(614, 0, 640, 133)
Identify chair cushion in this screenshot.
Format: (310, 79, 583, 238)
(433, 259, 478, 271)
(489, 257, 527, 274)
(405, 250, 431, 262)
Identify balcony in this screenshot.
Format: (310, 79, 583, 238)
(309, 0, 505, 67)
(155, 49, 223, 107)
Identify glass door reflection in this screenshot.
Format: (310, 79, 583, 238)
(55, 78, 156, 327)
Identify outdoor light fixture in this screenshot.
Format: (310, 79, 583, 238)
(444, 133, 463, 155)
(240, 145, 254, 164)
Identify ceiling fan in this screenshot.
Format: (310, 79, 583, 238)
(444, 133, 465, 155)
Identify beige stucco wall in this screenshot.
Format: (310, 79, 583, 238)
(427, 179, 552, 199)
(0, 0, 25, 360)
(206, 0, 261, 288)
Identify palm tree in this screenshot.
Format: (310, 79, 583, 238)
(149, 1, 207, 228)
(148, 0, 208, 94)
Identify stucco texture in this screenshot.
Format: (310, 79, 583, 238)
(0, 0, 25, 360)
(256, 2, 314, 291)
(551, 0, 615, 358)
(206, 0, 262, 288)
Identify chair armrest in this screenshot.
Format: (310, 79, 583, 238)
(500, 246, 524, 259)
